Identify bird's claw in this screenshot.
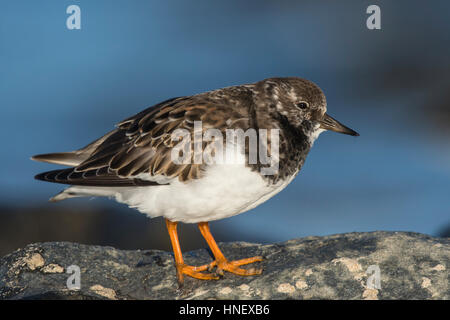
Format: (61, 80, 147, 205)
(175, 263, 220, 286)
(208, 256, 264, 276)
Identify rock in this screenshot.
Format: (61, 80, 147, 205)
(0, 231, 448, 300)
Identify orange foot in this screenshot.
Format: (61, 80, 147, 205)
(175, 263, 219, 285)
(208, 256, 264, 276)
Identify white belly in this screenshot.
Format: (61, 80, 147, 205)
(112, 163, 295, 223)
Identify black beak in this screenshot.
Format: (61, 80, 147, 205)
(319, 113, 359, 136)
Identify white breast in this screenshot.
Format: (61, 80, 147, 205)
(111, 141, 299, 223)
(113, 162, 294, 223)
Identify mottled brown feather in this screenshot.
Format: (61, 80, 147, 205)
(53, 95, 251, 186)
(34, 78, 317, 187)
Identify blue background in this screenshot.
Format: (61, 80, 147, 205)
(1, 0, 449, 255)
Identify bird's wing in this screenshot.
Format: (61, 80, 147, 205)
(35, 95, 252, 187)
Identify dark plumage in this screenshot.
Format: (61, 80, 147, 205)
(33, 77, 357, 187)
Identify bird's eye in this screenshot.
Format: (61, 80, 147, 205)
(296, 101, 309, 109)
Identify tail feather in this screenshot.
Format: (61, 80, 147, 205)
(34, 167, 160, 187)
(31, 129, 117, 166)
(31, 152, 88, 166)
(49, 189, 80, 202)
(49, 185, 122, 202)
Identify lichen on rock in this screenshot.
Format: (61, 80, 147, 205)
(0, 231, 448, 300)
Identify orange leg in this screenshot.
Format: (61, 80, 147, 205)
(165, 219, 219, 285)
(198, 222, 263, 276)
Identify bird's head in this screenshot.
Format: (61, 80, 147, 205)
(257, 77, 359, 139)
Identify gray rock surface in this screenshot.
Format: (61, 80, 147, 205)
(0, 231, 448, 300)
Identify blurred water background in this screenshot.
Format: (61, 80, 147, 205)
(0, 0, 449, 257)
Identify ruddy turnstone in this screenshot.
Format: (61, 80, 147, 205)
(32, 77, 358, 285)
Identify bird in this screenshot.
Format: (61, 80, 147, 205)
(32, 77, 359, 286)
